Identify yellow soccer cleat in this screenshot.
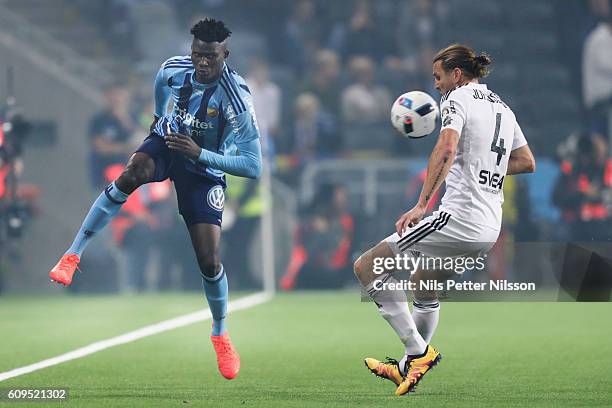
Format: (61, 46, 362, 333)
(364, 357, 404, 386)
(395, 345, 442, 396)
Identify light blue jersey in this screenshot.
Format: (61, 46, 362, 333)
(153, 56, 260, 180)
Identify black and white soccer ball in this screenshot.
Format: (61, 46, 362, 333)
(390, 91, 439, 138)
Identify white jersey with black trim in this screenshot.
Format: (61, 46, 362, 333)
(438, 82, 527, 230)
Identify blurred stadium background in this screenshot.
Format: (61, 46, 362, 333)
(0, 0, 611, 406)
(1, 0, 611, 293)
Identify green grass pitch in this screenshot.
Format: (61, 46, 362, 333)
(0, 292, 610, 407)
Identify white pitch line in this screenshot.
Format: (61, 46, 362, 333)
(0, 291, 273, 382)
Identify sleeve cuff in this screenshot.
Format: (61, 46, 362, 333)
(198, 148, 207, 163)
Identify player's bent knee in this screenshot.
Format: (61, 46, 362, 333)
(353, 253, 376, 287)
(116, 155, 155, 193)
(411, 269, 439, 301)
(353, 256, 362, 278)
(353, 255, 371, 284)
(116, 171, 142, 194)
(198, 257, 222, 279)
(127, 160, 154, 185)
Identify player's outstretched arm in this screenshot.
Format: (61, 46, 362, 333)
(395, 128, 459, 234)
(418, 128, 460, 206)
(197, 139, 262, 179)
(506, 145, 536, 175)
(164, 132, 262, 179)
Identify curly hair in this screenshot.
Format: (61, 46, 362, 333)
(190, 18, 232, 43)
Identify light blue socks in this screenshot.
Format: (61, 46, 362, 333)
(65, 182, 128, 256)
(202, 265, 228, 336)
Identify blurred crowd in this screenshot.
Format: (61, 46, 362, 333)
(79, 0, 456, 163)
(3, 0, 611, 291)
(74, 0, 458, 291)
(558, 0, 612, 241)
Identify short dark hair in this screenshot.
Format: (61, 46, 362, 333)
(434, 44, 492, 79)
(190, 18, 232, 43)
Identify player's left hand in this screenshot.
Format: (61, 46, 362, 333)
(165, 132, 201, 160)
(395, 203, 426, 236)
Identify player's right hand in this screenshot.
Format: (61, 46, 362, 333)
(395, 204, 426, 236)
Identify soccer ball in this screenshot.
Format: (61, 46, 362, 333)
(390, 91, 439, 138)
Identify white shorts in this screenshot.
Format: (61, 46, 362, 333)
(384, 210, 500, 271)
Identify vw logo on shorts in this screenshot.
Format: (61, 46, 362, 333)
(207, 186, 225, 211)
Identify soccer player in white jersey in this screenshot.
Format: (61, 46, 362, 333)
(354, 44, 536, 396)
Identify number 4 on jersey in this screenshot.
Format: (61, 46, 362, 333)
(490, 113, 506, 166)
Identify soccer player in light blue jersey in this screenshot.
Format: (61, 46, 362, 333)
(49, 18, 262, 380)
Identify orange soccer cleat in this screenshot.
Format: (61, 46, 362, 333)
(210, 332, 240, 379)
(364, 357, 404, 386)
(49, 254, 81, 286)
(395, 345, 442, 396)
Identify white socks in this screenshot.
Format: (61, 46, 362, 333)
(397, 345, 429, 376)
(365, 274, 427, 356)
(411, 299, 440, 344)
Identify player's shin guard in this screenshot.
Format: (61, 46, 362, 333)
(202, 265, 228, 336)
(412, 299, 440, 344)
(365, 273, 427, 356)
(65, 182, 128, 256)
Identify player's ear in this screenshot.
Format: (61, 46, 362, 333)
(224, 49, 230, 59)
(453, 67, 462, 82)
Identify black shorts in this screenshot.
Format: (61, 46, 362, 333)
(136, 134, 225, 226)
